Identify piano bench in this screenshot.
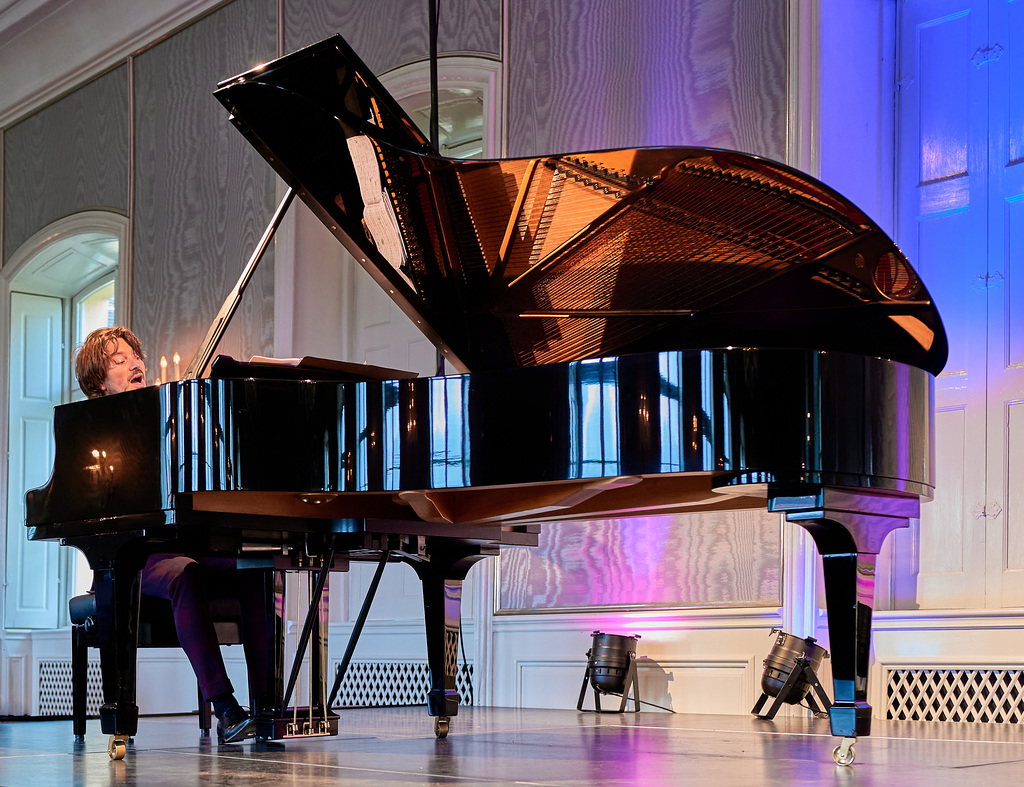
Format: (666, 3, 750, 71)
(69, 591, 243, 741)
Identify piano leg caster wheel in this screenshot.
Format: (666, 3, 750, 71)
(832, 737, 855, 766)
(107, 736, 127, 760)
(434, 717, 450, 739)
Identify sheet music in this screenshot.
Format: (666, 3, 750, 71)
(346, 135, 410, 281)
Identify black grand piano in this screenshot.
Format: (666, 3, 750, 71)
(27, 34, 945, 766)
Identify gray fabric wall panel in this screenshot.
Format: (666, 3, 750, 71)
(132, 0, 277, 369)
(285, 0, 500, 73)
(3, 67, 129, 262)
(508, 0, 788, 160)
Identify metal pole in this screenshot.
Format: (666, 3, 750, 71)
(326, 549, 390, 709)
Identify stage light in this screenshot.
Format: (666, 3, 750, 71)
(577, 631, 641, 713)
(751, 628, 831, 720)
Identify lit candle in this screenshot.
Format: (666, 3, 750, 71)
(173, 352, 180, 381)
(160, 355, 167, 385)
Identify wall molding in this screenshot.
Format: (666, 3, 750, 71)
(787, 0, 820, 174)
(0, 0, 225, 128)
(514, 653, 759, 714)
(491, 606, 783, 633)
(1, 631, 30, 716)
(873, 610, 1024, 631)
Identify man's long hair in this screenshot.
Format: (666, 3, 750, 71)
(75, 326, 145, 398)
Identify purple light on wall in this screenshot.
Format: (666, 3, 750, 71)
(498, 511, 782, 612)
(568, 611, 706, 638)
(616, 516, 673, 583)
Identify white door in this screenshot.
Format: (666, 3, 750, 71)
(5, 292, 62, 629)
(895, 0, 1024, 609)
(982, 0, 1024, 607)
(348, 268, 438, 377)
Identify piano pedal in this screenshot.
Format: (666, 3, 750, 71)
(285, 719, 332, 738)
(250, 708, 338, 741)
(253, 709, 338, 740)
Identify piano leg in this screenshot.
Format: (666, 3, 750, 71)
(409, 544, 493, 738)
(90, 545, 146, 760)
(815, 550, 876, 739)
(774, 488, 917, 764)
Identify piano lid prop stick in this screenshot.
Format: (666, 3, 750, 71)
(182, 186, 297, 379)
(327, 549, 391, 710)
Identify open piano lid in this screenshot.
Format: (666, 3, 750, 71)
(214, 34, 947, 376)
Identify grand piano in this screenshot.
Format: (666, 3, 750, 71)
(27, 34, 945, 766)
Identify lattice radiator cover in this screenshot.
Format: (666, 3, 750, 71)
(331, 660, 474, 708)
(38, 659, 103, 716)
(38, 659, 473, 716)
(887, 668, 1024, 724)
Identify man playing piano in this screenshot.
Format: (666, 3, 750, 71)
(75, 326, 268, 744)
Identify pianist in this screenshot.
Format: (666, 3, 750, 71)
(75, 326, 267, 744)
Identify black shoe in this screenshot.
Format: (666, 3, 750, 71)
(250, 693, 277, 717)
(217, 705, 254, 744)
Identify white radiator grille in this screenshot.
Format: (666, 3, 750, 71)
(887, 668, 1024, 723)
(330, 660, 474, 708)
(38, 659, 103, 716)
(37, 658, 473, 715)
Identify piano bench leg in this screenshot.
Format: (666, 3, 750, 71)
(198, 684, 212, 735)
(71, 623, 90, 741)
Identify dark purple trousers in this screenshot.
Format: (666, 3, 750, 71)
(141, 554, 271, 702)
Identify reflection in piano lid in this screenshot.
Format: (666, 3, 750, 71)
(212, 34, 947, 377)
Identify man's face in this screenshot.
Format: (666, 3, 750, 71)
(101, 337, 147, 395)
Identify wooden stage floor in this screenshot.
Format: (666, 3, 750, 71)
(0, 706, 1021, 785)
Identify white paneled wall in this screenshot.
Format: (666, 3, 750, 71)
(490, 609, 781, 715)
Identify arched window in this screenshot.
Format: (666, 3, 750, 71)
(381, 56, 504, 159)
(2, 211, 127, 629)
(330, 56, 504, 380)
